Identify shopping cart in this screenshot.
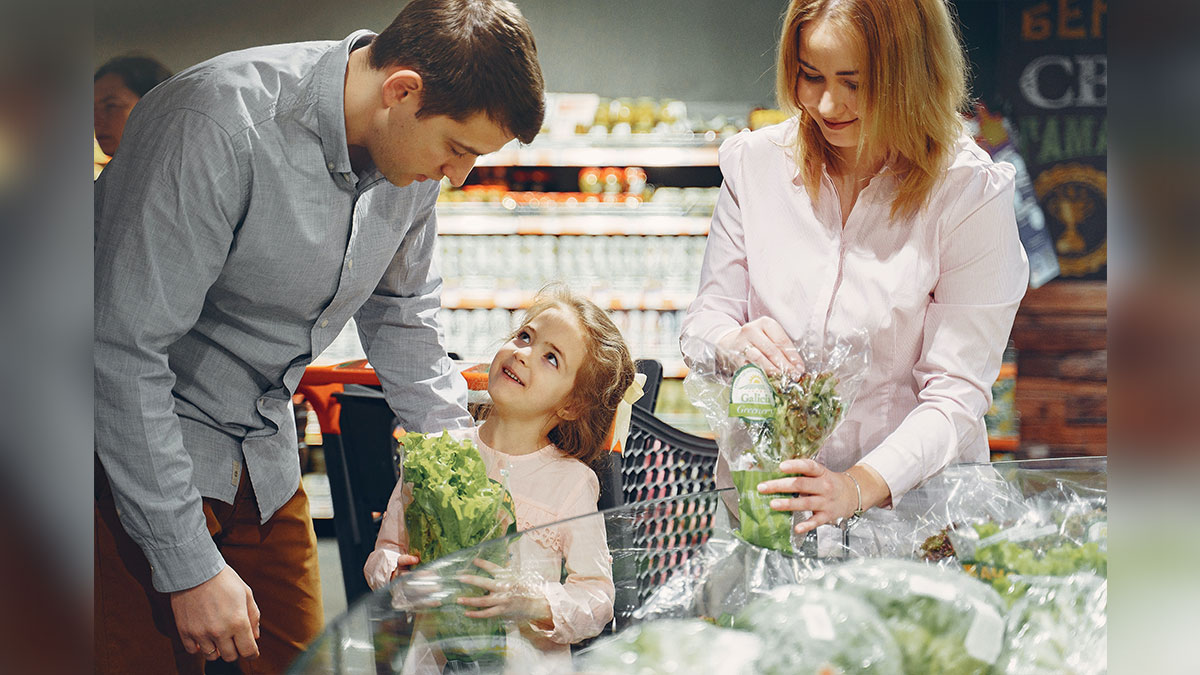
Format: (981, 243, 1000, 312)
(608, 404, 720, 623)
(297, 358, 697, 605)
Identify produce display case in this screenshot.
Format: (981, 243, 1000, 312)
(289, 456, 1106, 674)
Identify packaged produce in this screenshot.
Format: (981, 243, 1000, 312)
(397, 431, 518, 661)
(400, 431, 517, 563)
(731, 585, 903, 675)
(800, 559, 1007, 675)
(908, 478, 1108, 597)
(997, 573, 1107, 675)
(953, 518, 1106, 581)
(576, 619, 762, 675)
(682, 332, 869, 553)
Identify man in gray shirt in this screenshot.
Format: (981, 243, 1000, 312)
(94, 1, 544, 671)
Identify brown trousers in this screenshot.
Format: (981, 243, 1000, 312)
(95, 459, 324, 674)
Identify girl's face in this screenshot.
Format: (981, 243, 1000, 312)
(488, 306, 587, 422)
(795, 19, 865, 150)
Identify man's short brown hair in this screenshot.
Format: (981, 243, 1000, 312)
(370, 0, 545, 144)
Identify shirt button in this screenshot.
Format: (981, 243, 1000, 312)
(347, 259, 353, 269)
(327, 162, 335, 171)
(320, 319, 329, 328)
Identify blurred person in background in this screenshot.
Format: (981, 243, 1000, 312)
(93, 0, 544, 672)
(93, 54, 172, 158)
(681, 0, 1028, 532)
(1, 6, 92, 674)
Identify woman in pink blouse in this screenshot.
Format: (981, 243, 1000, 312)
(365, 287, 636, 666)
(681, 0, 1029, 533)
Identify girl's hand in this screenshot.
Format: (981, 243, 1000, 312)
(364, 549, 420, 592)
(456, 558, 552, 625)
(392, 554, 420, 577)
(717, 317, 805, 376)
(755, 459, 860, 534)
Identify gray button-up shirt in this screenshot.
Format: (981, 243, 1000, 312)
(95, 31, 472, 593)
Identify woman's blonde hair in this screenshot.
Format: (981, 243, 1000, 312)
(511, 284, 635, 467)
(776, 0, 968, 219)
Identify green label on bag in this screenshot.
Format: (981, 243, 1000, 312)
(729, 363, 774, 420)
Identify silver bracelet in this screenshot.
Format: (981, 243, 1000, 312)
(844, 471, 864, 518)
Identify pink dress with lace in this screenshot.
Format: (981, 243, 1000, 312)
(364, 427, 615, 662)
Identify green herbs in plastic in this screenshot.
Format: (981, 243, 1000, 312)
(748, 371, 844, 471)
(733, 371, 845, 553)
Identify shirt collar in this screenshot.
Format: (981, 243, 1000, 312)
(315, 30, 376, 177)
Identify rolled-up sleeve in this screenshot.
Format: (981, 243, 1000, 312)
(861, 163, 1029, 504)
(355, 186, 472, 434)
(364, 480, 413, 591)
(94, 108, 248, 592)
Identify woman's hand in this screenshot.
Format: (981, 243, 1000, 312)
(457, 558, 552, 626)
(717, 317, 805, 376)
(755, 459, 860, 534)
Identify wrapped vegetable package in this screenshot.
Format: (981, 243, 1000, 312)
(949, 490, 1106, 573)
(632, 527, 820, 622)
(400, 431, 518, 563)
(996, 573, 1107, 675)
(732, 585, 903, 675)
(682, 332, 869, 553)
(800, 559, 1007, 675)
(576, 619, 762, 675)
(397, 431, 519, 661)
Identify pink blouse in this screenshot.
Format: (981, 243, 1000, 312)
(364, 427, 614, 661)
(681, 118, 1028, 504)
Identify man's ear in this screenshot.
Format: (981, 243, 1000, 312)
(380, 69, 423, 109)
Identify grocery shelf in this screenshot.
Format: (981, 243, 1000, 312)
(477, 135, 721, 167)
(438, 212, 710, 236)
(442, 288, 697, 312)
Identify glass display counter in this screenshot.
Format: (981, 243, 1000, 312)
(290, 457, 1106, 674)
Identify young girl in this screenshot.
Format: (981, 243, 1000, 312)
(364, 285, 636, 663)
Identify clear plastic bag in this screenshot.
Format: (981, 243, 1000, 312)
(732, 584, 904, 675)
(997, 573, 1107, 675)
(576, 619, 763, 675)
(799, 559, 1008, 675)
(682, 331, 870, 553)
(397, 431, 520, 663)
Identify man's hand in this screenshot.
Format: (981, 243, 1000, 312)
(170, 565, 261, 662)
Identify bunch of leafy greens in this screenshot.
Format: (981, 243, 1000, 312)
(399, 431, 518, 662)
(971, 521, 1107, 578)
(746, 371, 843, 471)
(953, 519, 1107, 600)
(401, 431, 517, 563)
(731, 585, 903, 675)
(804, 559, 1007, 675)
